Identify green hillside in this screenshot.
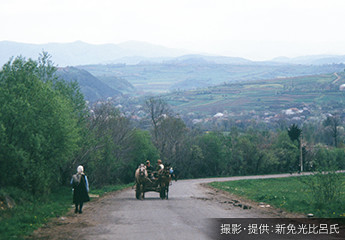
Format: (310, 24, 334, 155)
(56, 67, 122, 102)
(79, 63, 345, 94)
(163, 72, 345, 116)
(97, 75, 136, 94)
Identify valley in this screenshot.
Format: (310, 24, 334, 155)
(78, 61, 345, 94)
(67, 62, 345, 129)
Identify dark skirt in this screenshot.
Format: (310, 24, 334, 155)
(73, 175, 90, 204)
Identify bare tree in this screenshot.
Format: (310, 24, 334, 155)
(145, 97, 172, 143)
(73, 102, 133, 165)
(144, 97, 189, 164)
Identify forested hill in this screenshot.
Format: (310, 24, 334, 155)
(96, 75, 136, 94)
(56, 67, 135, 102)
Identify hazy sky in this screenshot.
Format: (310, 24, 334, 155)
(1, 0, 345, 60)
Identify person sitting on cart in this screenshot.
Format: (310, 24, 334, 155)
(145, 160, 155, 179)
(156, 159, 164, 173)
(152, 159, 164, 179)
(153, 159, 164, 187)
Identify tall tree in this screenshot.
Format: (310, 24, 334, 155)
(145, 97, 172, 144)
(323, 115, 341, 147)
(197, 132, 227, 177)
(288, 124, 303, 172)
(288, 124, 302, 144)
(0, 55, 81, 194)
(155, 116, 187, 163)
(80, 102, 134, 185)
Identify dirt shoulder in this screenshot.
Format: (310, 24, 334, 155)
(27, 188, 130, 240)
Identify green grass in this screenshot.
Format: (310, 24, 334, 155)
(209, 174, 345, 218)
(0, 183, 132, 240)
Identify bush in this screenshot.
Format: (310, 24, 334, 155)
(300, 171, 343, 207)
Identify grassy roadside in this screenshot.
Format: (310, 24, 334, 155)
(209, 173, 345, 218)
(0, 183, 132, 240)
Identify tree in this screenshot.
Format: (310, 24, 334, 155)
(145, 97, 172, 144)
(0, 55, 81, 194)
(287, 123, 304, 172)
(80, 102, 134, 186)
(155, 116, 187, 163)
(187, 145, 205, 178)
(231, 134, 262, 175)
(272, 131, 300, 172)
(323, 115, 341, 147)
(288, 124, 302, 144)
(120, 129, 159, 183)
(197, 132, 227, 177)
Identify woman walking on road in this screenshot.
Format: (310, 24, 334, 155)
(71, 165, 90, 214)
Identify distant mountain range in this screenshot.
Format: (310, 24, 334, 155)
(1, 40, 345, 67)
(3, 40, 345, 102)
(161, 54, 252, 65)
(0, 41, 191, 66)
(271, 55, 345, 65)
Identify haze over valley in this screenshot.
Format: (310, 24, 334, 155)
(2, 39, 345, 129)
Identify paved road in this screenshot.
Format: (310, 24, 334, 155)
(84, 173, 307, 240)
(32, 173, 310, 240)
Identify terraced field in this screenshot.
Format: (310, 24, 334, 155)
(79, 63, 345, 94)
(163, 72, 345, 116)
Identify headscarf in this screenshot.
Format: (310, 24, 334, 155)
(77, 165, 84, 174)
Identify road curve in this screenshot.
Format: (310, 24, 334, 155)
(32, 173, 309, 240)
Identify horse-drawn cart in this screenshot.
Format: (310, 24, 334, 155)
(135, 164, 171, 200)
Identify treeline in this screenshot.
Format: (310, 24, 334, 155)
(142, 98, 345, 179)
(0, 54, 84, 195)
(1, 54, 345, 198)
(173, 128, 345, 178)
(0, 54, 159, 196)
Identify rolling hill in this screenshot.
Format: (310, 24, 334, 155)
(56, 67, 123, 102)
(79, 62, 345, 93)
(96, 75, 136, 94)
(162, 71, 345, 120)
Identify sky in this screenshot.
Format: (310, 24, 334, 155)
(1, 0, 345, 60)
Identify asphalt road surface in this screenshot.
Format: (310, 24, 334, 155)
(32, 173, 311, 240)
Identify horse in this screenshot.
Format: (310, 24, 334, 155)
(135, 164, 148, 200)
(158, 165, 172, 199)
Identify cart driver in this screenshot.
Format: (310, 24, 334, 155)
(145, 160, 154, 179)
(154, 159, 165, 186)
